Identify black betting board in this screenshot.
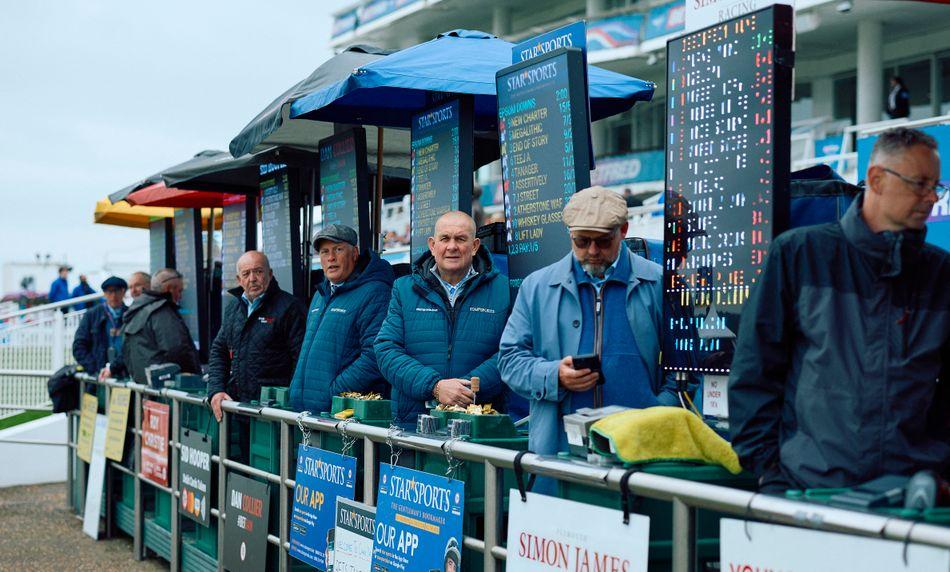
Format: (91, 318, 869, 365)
(220, 194, 247, 291)
(260, 164, 301, 294)
(223, 473, 270, 572)
(149, 219, 174, 274)
(410, 97, 474, 262)
(319, 128, 371, 249)
(496, 47, 591, 290)
(173, 208, 204, 350)
(663, 5, 793, 375)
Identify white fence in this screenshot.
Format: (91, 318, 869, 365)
(0, 294, 100, 417)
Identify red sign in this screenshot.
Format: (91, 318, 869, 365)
(141, 400, 170, 486)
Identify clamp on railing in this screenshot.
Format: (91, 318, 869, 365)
(513, 450, 537, 503)
(386, 423, 403, 467)
(295, 411, 313, 449)
(441, 435, 466, 478)
(619, 468, 641, 525)
(337, 418, 357, 457)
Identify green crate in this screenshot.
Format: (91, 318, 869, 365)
(330, 395, 392, 421)
(182, 538, 217, 572)
(249, 417, 282, 474)
(784, 488, 950, 522)
(183, 520, 218, 558)
(559, 462, 757, 571)
(115, 501, 135, 537)
(180, 400, 219, 451)
(118, 471, 136, 509)
(144, 514, 173, 561)
(152, 488, 172, 530)
(430, 410, 517, 438)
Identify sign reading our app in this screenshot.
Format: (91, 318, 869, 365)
(371, 465, 465, 572)
(505, 491, 649, 571)
(333, 498, 376, 572)
(721, 519, 950, 571)
(289, 446, 357, 570)
(224, 473, 271, 572)
(178, 429, 213, 526)
(104, 387, 131, 462)
(77, 393, 98, 463)
(141, 399, 170, 486)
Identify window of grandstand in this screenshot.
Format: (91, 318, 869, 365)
(941, 53, 950, 114)
(833, 74, 857, 123)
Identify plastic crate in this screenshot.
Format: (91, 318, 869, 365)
(118, 471, 136, 509)
(144, 513, 173, 561)
(784, 488, 950, 523)
(182, 538, 218, 572)
(558, 462, 757, 571)
(180, 400, 219, 451)
(115, 501, 135, 537)
(152, 488, 173, 530)
(430, 410, 518, 438)
(330, 395, 392, 421)
(183, 520, 218, 558)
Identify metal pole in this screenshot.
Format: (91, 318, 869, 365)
(169, 398, 180, 572)
(375, 127, 384, 250)
(104, 384, 115, 538)
(66, 411, 75, 510)
(51, 309, 65, 371)
(672, 497, 697, 572)
(217, 411, 228, 572)
(279, 420, 291, 572)
(483, 461, 502, 572)
(133, 388, 144, 560)
(363, 437, 376, 506)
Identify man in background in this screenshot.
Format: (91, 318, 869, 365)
(48, 265, 71, 307)
(73, 276, 128, 380)
(128, 271, 150, 300)
(71, 274, 96, 311)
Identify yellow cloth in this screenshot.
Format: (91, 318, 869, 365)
(589, 407, 743, 474)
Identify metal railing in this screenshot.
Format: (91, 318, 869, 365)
(66, 375, 950, 572)
(0, 293, 101, 417)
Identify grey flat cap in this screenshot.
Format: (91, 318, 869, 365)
(312, 224, 358, 247)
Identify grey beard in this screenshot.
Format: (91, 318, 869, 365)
(581, 262, 607, 278)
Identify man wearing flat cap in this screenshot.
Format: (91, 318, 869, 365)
(73, 276, 129, 381)
(289, 224, 395, 413)
(499, 186, 679, 470)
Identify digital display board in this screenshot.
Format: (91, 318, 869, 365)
(496, 47, 592, 290)
(410, 97, 474, 262)
(663, 5, 793, 375)
(319, 128, 371, 249)
(173, 208, 204, 349)
(149, 219, 174, 275)
(260, 164, 301, 294)
(220, 194, 247, 291)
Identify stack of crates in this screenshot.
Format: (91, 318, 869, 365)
(784, 488, 950, 524)
(144, 487, 173, 561)
(558, 462, 757, 571)
(179, 393, 221, 572)
(114, 471, 138, 536)
(421, 410, 529, 571)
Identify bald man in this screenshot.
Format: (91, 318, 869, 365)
(209, 251, 306, 421)
(375, 211, 510, 423)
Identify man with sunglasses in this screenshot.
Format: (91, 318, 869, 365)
(499, 186, 678, 470)
(730, 127, 949, 492)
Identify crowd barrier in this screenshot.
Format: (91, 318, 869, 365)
(67, 375, 950, 572)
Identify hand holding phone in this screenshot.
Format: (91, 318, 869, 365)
(558, 354, 601, 391)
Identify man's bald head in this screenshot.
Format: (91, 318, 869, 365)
(428, 211, 480, 284)
(236, 250, 272, 300)
(434, 211, 477, 237)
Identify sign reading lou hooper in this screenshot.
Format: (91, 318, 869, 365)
(371, 464, 465, 572)
(319, 128, 371, 249)
(178, 429, 213, 526)
(224, 473, 271, 572)
(496, 47, 592, 290)
(410, 98, 474, 263)
(221, 194, 248, 291)
(260, 164, 297, 291)
(173, 208, 203, 349)
(505, 490, 649, 572)
(289, 446, 357, 570)
(141, 399, 170, 486)
(662, 5, 793, 377)
(333, 498, 376, 572)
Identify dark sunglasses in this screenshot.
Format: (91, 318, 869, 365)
(571, 232, 617, 250)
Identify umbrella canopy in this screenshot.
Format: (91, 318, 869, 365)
(108, 150, 233, 204)
(229, 45, 393, 158)
(125, 182, 244, 209)
(94, 199, 173, 229)
(289, 29, 655, 129)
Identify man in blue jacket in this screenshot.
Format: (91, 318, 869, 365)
(375, 211, 510, 424)
(290, 225, 395, 413)
(49, 265, 71, 305)
(72, 276, 128, 380)
(499, 186, 679, 462)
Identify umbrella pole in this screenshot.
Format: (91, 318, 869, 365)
(375, 127, 384, 251)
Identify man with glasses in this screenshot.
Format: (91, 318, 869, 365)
(208, 251, 305, 422)
(730, 127, 949, 492)
(289, 225, 395, 413)
(499, 186, 678, 466)
(122, 267, 202, 384)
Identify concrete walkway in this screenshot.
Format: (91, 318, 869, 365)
(0, 482, 166, 571)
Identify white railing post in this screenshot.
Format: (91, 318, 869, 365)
(51, 310, 65, 372)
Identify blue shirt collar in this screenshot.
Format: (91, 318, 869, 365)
(430, 265, 478, 307)
(242, 292, 265, 317)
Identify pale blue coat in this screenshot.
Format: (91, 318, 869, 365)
(498, 249, 678, 461)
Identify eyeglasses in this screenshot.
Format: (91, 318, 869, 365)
(881, 167, 948, 200)
(571, 231, 617, 250)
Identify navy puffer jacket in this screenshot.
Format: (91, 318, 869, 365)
(289, 251, 395, 413)
(374, 248, 510, 423)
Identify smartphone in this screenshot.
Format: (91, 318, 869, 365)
(571, 353, 605, 385)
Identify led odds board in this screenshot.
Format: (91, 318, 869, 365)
(663, 5, 793, 376)
(260, 164, 302, 294)
(319, 128, 371, 249)
(496, 47, 591, 290)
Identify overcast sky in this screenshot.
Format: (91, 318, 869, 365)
(0, 0, 352, 289)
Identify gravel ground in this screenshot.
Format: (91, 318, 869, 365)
(0, 482, 167, 571)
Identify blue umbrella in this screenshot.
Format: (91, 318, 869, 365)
(289, 29, 654, 129)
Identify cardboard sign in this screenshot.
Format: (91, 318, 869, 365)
(289, 446, 357, 570)
(178, 429, 213, 526)
(702, 375, 729, 419)
(721, 519, 950, 571)
(505, 490, 649, 571)
(224, 473, 271, 572)
(77, 393, 98, 463)
(141, 399, 170, 486)
(104, 387, 131, 461)
(332, 498, 376, 572)
(82, 414, 109, 539)
(372, 464, 465, 572)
